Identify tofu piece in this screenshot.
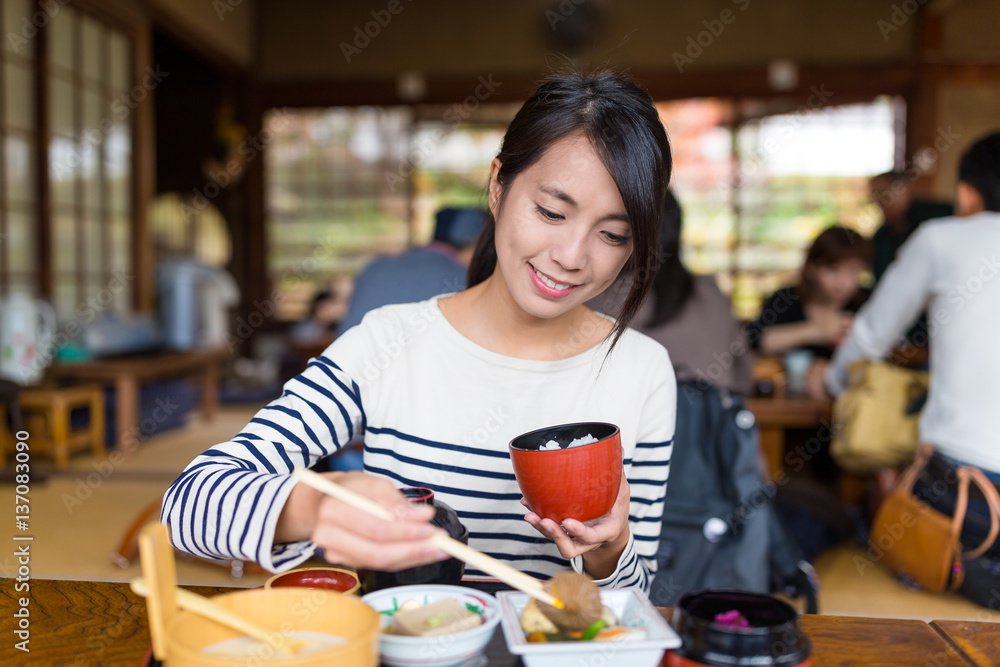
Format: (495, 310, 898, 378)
(390, 598, 482, 637)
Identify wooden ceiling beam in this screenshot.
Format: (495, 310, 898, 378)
(260, 63, 915, 109)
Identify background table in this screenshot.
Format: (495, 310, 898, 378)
(47, 348, 228, 454)
(1, 578, 987, 666)
(745, 395, 831, 479)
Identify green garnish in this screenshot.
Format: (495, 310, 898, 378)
(424, 614, 446, 628)
(380, 598, 401, 616)
(580, 619, 607, 641)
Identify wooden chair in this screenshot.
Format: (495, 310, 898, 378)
(17, 384, 105, 469)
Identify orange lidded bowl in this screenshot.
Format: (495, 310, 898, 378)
(509, 422, 622, 524)
(164, 587, 377, 667)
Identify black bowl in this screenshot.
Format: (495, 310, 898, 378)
(359, 488, 468, 592)
(670, 590, 811, 666)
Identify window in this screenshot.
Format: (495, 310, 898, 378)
(264, 106, 508, 322)
(0, 0, 38, 296)
(658, 96, 896, 319)
(48, 5, 133, 319)
(657, 98, 737, 277)
(730, 98, 895, 318)
(264, 96, 897, 322)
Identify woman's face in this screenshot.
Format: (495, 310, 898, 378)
(488, 134, 633, 321)
(811, 259, 865, 307)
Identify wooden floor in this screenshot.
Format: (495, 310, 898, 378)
(4, 405, 999, 622)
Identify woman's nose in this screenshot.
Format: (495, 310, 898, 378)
(550, 228, 588, 271)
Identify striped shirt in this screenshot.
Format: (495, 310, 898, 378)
(162, 296, 675, 591)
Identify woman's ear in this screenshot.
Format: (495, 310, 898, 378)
(488, 158, 503, 213)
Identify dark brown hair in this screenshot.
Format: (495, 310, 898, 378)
(646, 190, 694, 327)
(467, 70, 672, 352)
(799, 226, 871, 304)
(958, 131, 1000, 212)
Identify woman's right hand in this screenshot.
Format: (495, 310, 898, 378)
(277, 471, 447, 571)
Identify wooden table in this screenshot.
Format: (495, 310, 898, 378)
(46, 348, 228, 454)
(932, 619, 1000, 665)
(1, 578, 987, 666)
(745, 396, 831, 480)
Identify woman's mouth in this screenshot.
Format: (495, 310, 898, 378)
(529, 265, 577, 297)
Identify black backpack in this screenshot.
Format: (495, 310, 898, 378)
(649, 380, 819, 613)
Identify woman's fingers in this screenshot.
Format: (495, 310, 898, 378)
(524, 513, 599, 559)
(523, 474, 631, 559)
(315, 496, 434, 539)
(328, 471, 436, 523)
(306, 472, 443, 571)
(314, 523, 447, 571)
(312, 499, 445, 570)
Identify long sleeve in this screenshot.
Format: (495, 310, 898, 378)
(161, 298, 679, 584)
(824, 225, 935, 396)
(161, 354, 366, 571)
(571, 345, 676, 592)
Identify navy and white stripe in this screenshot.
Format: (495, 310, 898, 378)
(162, 297, 676, 590)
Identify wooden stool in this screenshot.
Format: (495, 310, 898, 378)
(17, 384, 106, 469)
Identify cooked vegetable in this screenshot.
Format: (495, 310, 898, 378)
(580, 619, 607, 640)
(537, 571, 603, 632)
(520, 598, 560, 635)
(390, 598, 481, 637)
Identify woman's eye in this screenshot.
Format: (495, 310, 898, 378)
(536, 205, 563, 221)
(603, 232, 629, 245)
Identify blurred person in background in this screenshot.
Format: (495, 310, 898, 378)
(750, 226, 871, 375)
(869, 172, 953, 362)
(339, 207, 487, 332)
(869, 171, 952, 282)
(280, 285, 350, 389)
(596, 190, 754, 395)
(289, 288, 345, 345)
(825, 132, 1000, 608)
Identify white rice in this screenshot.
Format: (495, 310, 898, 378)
(539, 434, 598, 450)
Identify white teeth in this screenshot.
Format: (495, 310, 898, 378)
(533, 266, 571, 291)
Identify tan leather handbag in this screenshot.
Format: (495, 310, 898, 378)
(870, 445, 1000, 594)
(831, 360, 929, 473)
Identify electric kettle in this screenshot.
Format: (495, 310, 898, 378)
(0, 292, 57, 385)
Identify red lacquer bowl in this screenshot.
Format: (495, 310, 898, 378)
(509, 422, 622, 524)
(264, 566, 361, 594)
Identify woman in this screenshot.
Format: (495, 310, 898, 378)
(162, 70, 675, 591)
(590, 189, 753, 393)
(751, 226, 871, 360)
(639, 190, 753, 395)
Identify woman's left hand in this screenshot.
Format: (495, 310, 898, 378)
(522, 473, 631, 571)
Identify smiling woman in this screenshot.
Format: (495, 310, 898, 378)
(162, 69, 676, 594)
(467, 72, 671, 355)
